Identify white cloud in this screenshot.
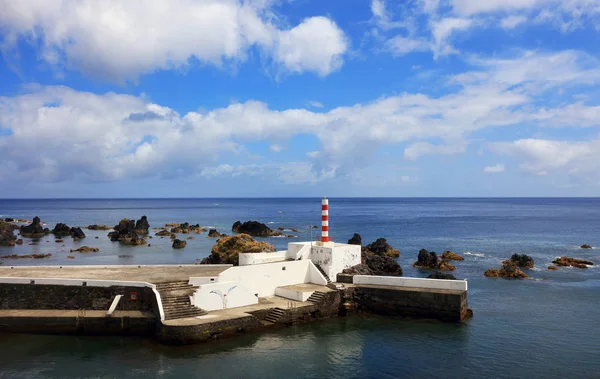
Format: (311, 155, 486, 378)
(269, 144, 284, 152)
(484, 164, 505, 173)
(0, 1, 348, 81)
(371, 0, 387, 19)
(490, 138, 600, 176)
(501, 15, 528, 29)
(404, 142, 467, 160)
(275, 16, 348, 77)
(201, 162, 336, 184)
(430, 17, 474, 57)
(308, 101, 324, 108)
(452, 0, 538, 16)
(385, 36, 429, 56)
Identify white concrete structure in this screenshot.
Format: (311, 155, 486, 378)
(189, 260, 328, 310)
(353, 275, 468, 291)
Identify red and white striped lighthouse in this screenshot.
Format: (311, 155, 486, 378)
(321, 197, 329, 243)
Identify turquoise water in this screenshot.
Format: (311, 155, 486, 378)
(1, 198, 599, 378)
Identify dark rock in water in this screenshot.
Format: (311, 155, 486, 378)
(208, 229, 224, 238)
(485, 264, 528, 279)
(0, 220, 18, 246)
(4, 218, 15, 222)
(135, 216, 150, 233)
(199, 234, 275, 265)
(0, 253, 52, 259)
(347, 233, 362, 246)
(15, 239, 23, 245)
(55, 239, 64, 243)
(70, 227, 86, 240)
(232, 220, 282, 237)
(86, 224, 112, 230)
(552, 256, 594, 269)
(70, 246, 99, 253)
(581, 244, 593, 249)
(20, 217, 46, 238)
(343, 247, 403, 276)
(108, 218, 146, 245)
(427, 272, 457, 280)
(414, 249, 456, 271)
(155, 229, 171, 236)
(172, 239, 187, 249)
(365, 238, 400, 258)
(503, 254, 534, 269)
(548, 265, 558, 270)
(51, 223, 71, 237)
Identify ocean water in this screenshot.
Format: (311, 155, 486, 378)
(0, 198, 599, 378)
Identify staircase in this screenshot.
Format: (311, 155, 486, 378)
(307, 291, 326, 304)
(264, 307, 285, 323)
(156, 281, 206, 320)
(315, 264, 332, 284)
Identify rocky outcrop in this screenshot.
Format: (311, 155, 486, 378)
(70, 246, 99, 253)
(581, 244, 593, 249)
(155, 229, 171, 236)
(135, 216, 150, 233)
(170, 222, 205, 234)
(0, 220, 18, 246)
(484, 264, 528, 279)
(4, 218, 15, 222)
(503, 254, 534, 269)
(552, 257, 594, 269)
(20, 217, 47, 238)
(199, 234, 276, 265)
(347, 233, 362, 245)
(232, 220, 282, 237)
(548, 265, 558, 270)
(427, 272, 457, 280)
(172, 239, 187, 249)
(108, 218, 147, 246)
(70, 227, 86, 240)
(343, 238, 403, 276)
(441, 251, 464, 261)
(365, 238, 400, 258)
(51, 223, 71, 237)
(413, 249, 456, 271)
(86, 224, 113, 230)
(207, 229, 225, 238)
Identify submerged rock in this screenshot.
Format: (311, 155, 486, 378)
(347, 233, 362, 246)
(86, 224, 113, 230)
(552, 257, 594, 269)
(155, 229, 171, 236)
(20, 217, 47, 238)
(365, 238, 400, 258)
(70, 246, 99, 253)
(503, 254, 534, 269)
(232, 220, 283, 237)
(581, 244, 593, 249)
(427, 272, 457, 280)
(0, 253, 52, 259)
(548, 265, 558, 270)
(199, 234, 276, 265)
(172, 239, 187, 249)
(484, 264, 528, 279)
(441, 251, 464, 261)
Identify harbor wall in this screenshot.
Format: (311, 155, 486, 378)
(353, 275, 468, 291)
(0, 282, 159, 315)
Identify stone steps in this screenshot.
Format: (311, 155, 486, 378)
(157, 281, 206, 320)
(315, 265, 332, 284)
(307, 291, 326, 304)
(264, 307, 285, 323)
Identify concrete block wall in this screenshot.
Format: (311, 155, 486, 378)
(353, 275, 468, 291)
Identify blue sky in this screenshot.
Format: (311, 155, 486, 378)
(1, 0, 600, 198)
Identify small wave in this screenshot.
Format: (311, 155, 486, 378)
(464, 251, 486, 257)
(267, 222, 275, 224)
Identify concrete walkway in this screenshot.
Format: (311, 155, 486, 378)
(0, 265, 231, 284)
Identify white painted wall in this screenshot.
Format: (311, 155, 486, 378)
(274, 287, 314, 302)
(353, 276, 468, 291)
(310, 244, 361, 280)
(191, 281, 258, 311)
(217, 260, 327, 298)
(188, 276, 220, 286)
(238, 251, 288, 266)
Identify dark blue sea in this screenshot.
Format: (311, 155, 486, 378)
(1, 198, 599, 378)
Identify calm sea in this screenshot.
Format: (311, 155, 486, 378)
(0, 198, 599, 378)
